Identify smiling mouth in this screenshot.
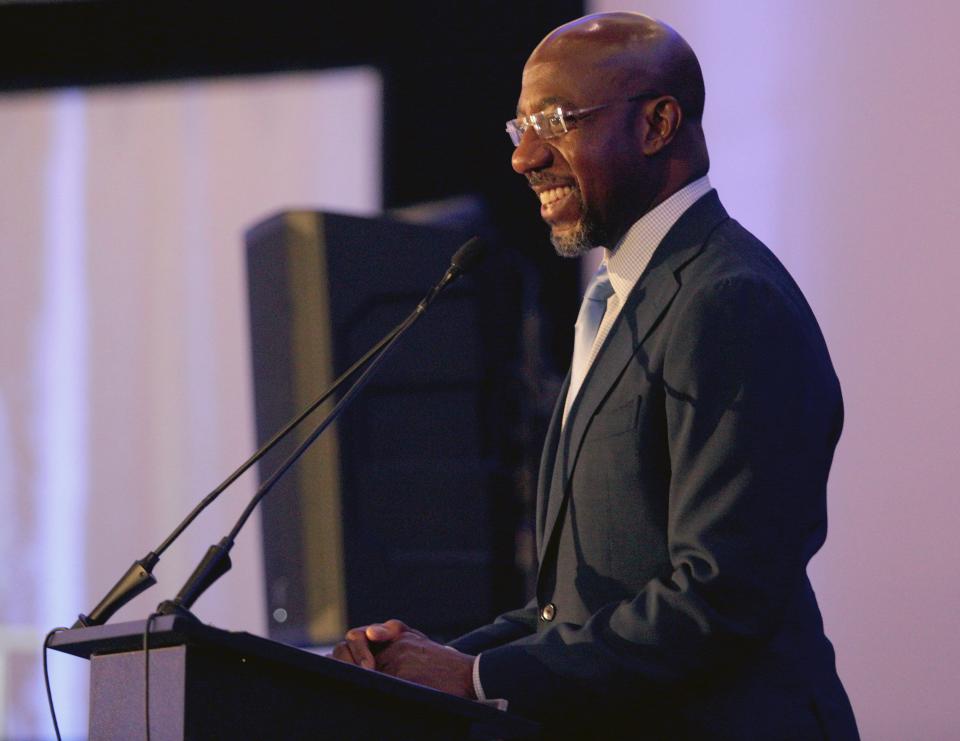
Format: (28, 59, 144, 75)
(537, 184, 580, 225)
(538, 186, 575, 207)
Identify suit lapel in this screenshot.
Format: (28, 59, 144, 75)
(538, 191, 730, 566)
(536, 372, 568, 554)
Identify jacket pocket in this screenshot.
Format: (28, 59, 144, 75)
(588, 395, 641, 439)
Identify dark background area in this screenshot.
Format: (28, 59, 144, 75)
(0, 0, 585, 629)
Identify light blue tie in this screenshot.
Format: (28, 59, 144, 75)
(564, 262, 614, 421)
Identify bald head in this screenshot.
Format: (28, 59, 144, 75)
(512, 12, 710, 255)
(531, 12, 706, 123)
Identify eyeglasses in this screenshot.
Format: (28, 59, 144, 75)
(505, 91, 662, 147)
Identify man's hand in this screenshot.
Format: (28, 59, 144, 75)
(331, 619, 476, 699)
(331, 618, 421, 670)
(375, 627, 476, 698)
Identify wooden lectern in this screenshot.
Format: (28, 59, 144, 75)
(50, 615, 540, 740)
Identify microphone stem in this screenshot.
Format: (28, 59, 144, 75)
(163, 254, 471, 615)
(162, 308, 424, 615)
(228, 309, 420, 542)
(153, 320, 406, 557)
(74, 310, 406, 628)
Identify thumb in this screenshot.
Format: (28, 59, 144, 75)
(365, 619, 407, 642)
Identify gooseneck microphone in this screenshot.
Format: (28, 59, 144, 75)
(154, 236, 488, 619)
(72, 236, 486, 629)
(417, 233, 486, 311)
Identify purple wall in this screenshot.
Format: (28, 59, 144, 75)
(586, 2, 960, 737)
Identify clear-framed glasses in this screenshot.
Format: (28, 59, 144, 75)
(505, 91, 662, 147)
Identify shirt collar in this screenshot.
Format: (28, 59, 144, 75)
(603, 175, 713, 302)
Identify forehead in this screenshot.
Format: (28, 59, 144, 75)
(517, 44, 629, 114)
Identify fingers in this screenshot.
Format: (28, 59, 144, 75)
(346, 625, 379, 669)
(330, 625, 376, 669)
(331, 640, 359, 665)
(365, 618, 413, 643)
(331, 620, 420, 670)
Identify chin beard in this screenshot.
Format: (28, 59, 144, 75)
(550, 212, 606, 258)
(547, 189, 607, 257)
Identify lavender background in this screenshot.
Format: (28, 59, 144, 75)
(0, 69, 381, 739)
(1, 1, 958, 738)
(589, 2, 960, 737)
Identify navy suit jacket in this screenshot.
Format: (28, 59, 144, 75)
(450, 192, 859, 739)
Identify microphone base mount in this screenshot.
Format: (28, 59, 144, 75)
(155, 600, 201, 622)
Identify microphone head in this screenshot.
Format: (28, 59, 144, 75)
(450, 236, 487, 275)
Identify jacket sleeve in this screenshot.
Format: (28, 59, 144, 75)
(472, 274, 843, 719)
(446, 597, 539, 654)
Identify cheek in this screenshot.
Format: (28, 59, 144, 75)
(574, 167, 615, 218)
(563, 152, 595, 196)
(581, 150, 639, 218)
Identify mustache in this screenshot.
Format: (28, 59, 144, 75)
(525, 173, 577, 189)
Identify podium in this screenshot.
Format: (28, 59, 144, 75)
(50, 616, 540, 740)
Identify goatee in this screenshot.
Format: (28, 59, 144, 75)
(550, 202, 606, 258)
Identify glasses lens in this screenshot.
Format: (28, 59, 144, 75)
(506, 119, 525, 146)
(506, 107, 568, 146)
(545, 108, 568, 137)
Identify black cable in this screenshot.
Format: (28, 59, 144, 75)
(43, 627, 68, 741)
(143, 612, 161, 741)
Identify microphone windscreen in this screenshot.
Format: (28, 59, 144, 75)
(450, 236, 487, 274)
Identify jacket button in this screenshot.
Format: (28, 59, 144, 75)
(540, 603, 556, 622)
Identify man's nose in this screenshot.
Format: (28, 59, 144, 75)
(511, 129, 552, 174)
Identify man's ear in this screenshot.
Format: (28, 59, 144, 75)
(640, 96, 683, 155)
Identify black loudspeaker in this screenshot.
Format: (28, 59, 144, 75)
(245, 212, 523, 645)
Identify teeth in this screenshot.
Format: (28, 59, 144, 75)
(538, 186, 574, 206)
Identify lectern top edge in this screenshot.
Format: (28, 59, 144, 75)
(49, 615, 541, 737)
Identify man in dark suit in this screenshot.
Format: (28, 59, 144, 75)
(333, 12, 859, 739)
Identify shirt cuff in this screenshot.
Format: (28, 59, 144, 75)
(472, 654, 486, 701)
(472, 653, 508, 711)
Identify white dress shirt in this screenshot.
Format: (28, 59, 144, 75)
(561, 174, 713, 425)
